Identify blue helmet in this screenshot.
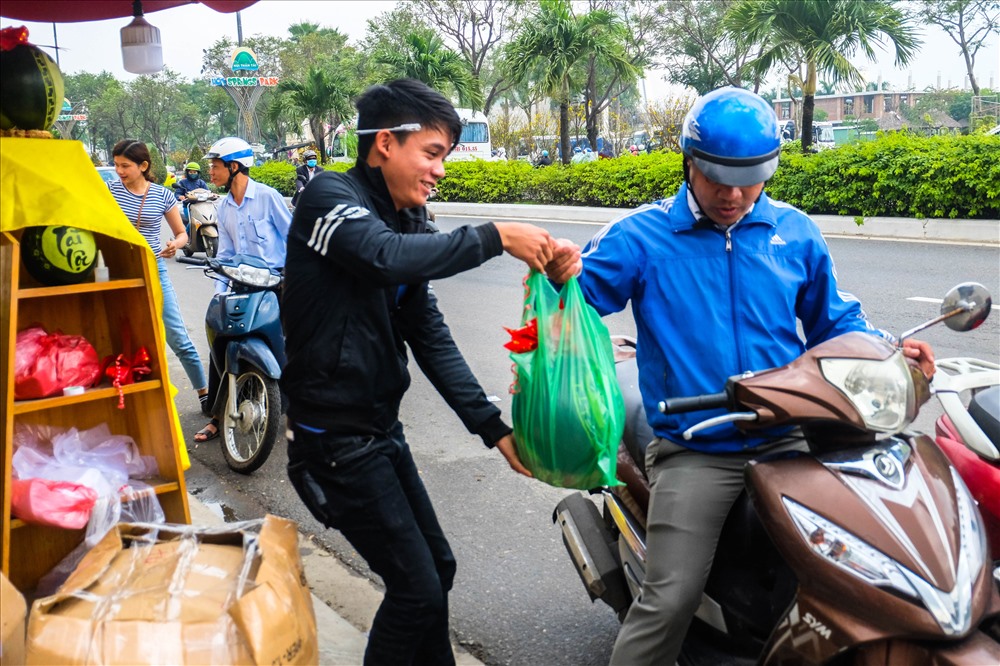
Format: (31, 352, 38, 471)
(541, 150, 549, 157)
(680, 87, 781, 187)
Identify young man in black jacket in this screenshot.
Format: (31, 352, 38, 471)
(281, 79, 554, 666)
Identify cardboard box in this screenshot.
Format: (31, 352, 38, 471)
(1, 572, 27, 665)
(25, 515, 317, 665)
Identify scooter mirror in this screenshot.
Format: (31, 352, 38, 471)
(941, 282, 991, 332)
(899, 282, 992, 342)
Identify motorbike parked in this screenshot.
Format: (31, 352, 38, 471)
(555, 283, 1000, 664)
(932, 356, 1000, 558)
(178, 253, 284, 473)
(178, 187, 220, 258)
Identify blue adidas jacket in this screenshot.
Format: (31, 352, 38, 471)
(578, 183, 887, 452)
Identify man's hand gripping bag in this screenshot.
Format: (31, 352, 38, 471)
(506, 271, 624, 489)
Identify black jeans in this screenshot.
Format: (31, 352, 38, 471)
(287, 421, 457, 666)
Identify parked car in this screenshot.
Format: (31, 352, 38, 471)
(96, 166, 117, 183)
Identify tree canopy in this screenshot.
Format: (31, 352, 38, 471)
(725, 0, 920, 151)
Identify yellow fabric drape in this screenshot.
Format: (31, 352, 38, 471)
(1, 137, 191, 469)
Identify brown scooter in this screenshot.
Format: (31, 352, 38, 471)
(555, 283, 1000, 664)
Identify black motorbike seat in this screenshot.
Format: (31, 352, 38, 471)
(617, 357, 656, 470)
(969, 385, 1000, 446)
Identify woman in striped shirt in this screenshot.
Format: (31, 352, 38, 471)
(109, 140, 209, 416)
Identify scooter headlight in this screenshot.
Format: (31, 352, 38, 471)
(784, 495, 983, 636)
(219, 263, 281, 288)
(820, 352, 915, 433)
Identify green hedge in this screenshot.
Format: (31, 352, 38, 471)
(249, 161, 351, 197)
(250, 134, 999, 218)
(438, 153, 683, 207)
(766, 134, 999, 219)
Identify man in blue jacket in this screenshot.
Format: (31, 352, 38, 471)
(281, 78, 553, 666)
(545, 87, 935, 665)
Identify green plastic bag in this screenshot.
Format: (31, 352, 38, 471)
(507, 271, 624, 489)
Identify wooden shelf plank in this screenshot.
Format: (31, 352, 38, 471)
(8, 479, 181, 532)
(16, 278, 145, 299)
(12, 380, 163, 414)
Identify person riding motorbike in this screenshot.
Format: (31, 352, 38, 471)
(193, 136, 291, 443)
(173, 162, 209, 227)
(292, 149, 320, 206)
(534, 149, 552, 167)
(163, 165, 177, 189)
(544, 86, 935, 666)
(174, 162, 208, 200)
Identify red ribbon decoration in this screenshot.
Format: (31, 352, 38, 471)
(0, 26, 30, 51)
(503, 318, 538, 353)
(100, 347, 152, 409)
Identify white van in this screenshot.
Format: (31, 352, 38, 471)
(447, 108, 493, 161)
(812, 122, 835, 150)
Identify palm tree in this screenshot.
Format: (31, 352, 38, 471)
(277, 66, 353, 162)
(288, 22, 339, 42)
(502, 0, 635, 164)
(374, 30, 483, 110)
(725, 0, 919, 151)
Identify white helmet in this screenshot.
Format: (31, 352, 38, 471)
(204, 137, 254, 168)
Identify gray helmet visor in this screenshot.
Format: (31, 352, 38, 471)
(691, 154, 778, 187)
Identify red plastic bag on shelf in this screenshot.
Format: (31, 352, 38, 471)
(10, 478, 98, 529)
(13, 325, 100, 399)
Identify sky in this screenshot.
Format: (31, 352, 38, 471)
(2, 0, 997, 104)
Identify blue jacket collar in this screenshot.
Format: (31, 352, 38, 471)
(666, 182, 778, 232)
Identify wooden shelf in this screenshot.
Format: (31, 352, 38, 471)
(15, 278, 145, 299)
(12, 380, 163, 414)
(8, 479, 182, 531)
(2, 162, 191, 593)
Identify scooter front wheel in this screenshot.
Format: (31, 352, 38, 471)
(202, 234, 218, 258)
(220, 369, 280, 474)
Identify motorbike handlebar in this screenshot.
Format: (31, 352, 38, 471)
(175, 256, 208, 266)
(658, 391, 729, 414)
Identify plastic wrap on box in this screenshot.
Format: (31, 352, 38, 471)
(25, 515, 317, 665)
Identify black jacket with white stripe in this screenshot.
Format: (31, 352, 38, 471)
(280, 161, 512, 447)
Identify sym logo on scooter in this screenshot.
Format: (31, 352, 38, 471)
(873, 453, 901, 485)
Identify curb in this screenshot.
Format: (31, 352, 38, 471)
(427, 202, 999, 245)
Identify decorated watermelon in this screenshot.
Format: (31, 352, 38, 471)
(1, 26, 64, 131)
(22, 226, 97, 286)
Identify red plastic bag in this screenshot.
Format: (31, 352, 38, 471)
(10, 478, 98, 529)
(14, 325, 100, 399)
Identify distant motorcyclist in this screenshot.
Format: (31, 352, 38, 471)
(292, 149, 320, 206)
(174, 162, 208, 200)
(163, 165, 177, 190)
(173, 162, 209, 226)
(534, 149, 552, 167)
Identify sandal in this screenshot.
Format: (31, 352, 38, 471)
(193, 419, 220, 442)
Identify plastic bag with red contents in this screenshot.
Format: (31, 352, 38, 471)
(14, 325, 100, 399)
(506, 271, 625, 489)
(10, 478, 98, 529)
